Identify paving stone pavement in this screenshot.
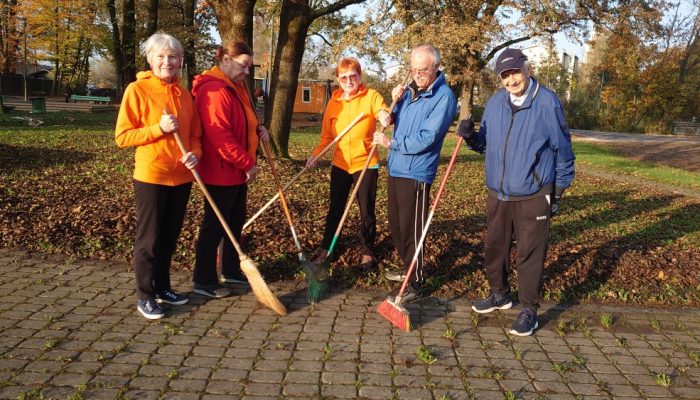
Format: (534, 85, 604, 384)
(1, 247, 699, 400)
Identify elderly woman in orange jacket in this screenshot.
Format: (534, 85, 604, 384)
(306, 57, 390, 267)
(115, 33, 201, 320)
(190, 41, 269, 298)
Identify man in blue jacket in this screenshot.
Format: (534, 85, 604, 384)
(458, 48, 575, 336)
(373, 43, 457, 302)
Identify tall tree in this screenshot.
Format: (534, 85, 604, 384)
(264, 0, 365, 157)
(0, 0, 20, 73)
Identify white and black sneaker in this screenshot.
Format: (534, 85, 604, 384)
(509, 308, 538, 336)
(155, 289, 189, 306)
(137, 299, 164, 320)
(471, 292, 513, 314)
(193, 283, 231, 298)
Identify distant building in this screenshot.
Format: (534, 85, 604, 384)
(255, 78, 334, 115)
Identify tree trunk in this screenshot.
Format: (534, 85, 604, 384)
(1, 0, 20, 74)
(264, 1, 312, 157)
(122, 0, 137, 85)
(209, 0, 255, 92)
(183, 0, 196, 87)
(144, 0, 159, 70)
(106, 0, 123, 96)
(458, 78, 475, 121)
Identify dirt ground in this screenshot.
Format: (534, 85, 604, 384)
(592, 140, 700, 172)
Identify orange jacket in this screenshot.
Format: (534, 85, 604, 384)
(115, 71, 202, 186)
(311, 85, 388, 174)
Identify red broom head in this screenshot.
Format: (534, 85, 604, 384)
(377, 299, 411, 332)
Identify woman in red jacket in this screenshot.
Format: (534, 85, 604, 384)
(191, 41, 268, 298)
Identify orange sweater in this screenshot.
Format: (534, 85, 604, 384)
(311, 85, 388, 174)
(115, 71, 202, 186)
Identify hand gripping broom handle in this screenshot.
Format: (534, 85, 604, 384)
(165, 111, 246, 257)
(243, 112, 366, 231)
(394, 137, 464, 305)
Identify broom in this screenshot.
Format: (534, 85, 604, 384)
(307, 144, 378, 303)
(308, 72, 413, 303)
(377, 135, 466, 331)
(165, 110, 287, 316)
(243, 112, 366, 231)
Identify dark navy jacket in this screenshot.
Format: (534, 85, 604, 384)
(469, 78, 575, 200)
(388, 71, 457, 184)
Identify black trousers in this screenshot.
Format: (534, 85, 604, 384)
(194, 184, 247, 286)
(133, 180, 192, 301)
(484, 195, 551, 309)
(321, 166, 378, 256)
(387, 176, 431, 286)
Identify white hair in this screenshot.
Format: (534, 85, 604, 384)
(412, 43, 441, 66)
(142, 33, 183, 64)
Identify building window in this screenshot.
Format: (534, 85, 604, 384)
(302, 86, 311, 103)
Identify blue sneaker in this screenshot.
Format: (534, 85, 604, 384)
(509, 308, 538, 336)
(137, 299, 164, 320)
(155, 289, 188, 305)
(471, 292, 513, 314)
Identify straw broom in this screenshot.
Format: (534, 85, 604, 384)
(377, 135, 466, 331)
(166, 110, 287, 316)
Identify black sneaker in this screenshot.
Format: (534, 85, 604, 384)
(471, 292, 512, 314)
(220, 275, 250, 286)
(193, 283, 231, 298)
(385, 284, 423, 304)
(137, 299, 164, 320)
(155, 289, 188, 305)
(509, 308, 538, 336)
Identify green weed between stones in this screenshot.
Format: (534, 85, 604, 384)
(416, 345, 437, 365)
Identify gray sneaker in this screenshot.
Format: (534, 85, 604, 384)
(193, 284, 231, 298)
(384, 270, 407, 282)
(220, 275, 250, 286)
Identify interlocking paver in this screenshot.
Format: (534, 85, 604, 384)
(2, 249, 700, 400)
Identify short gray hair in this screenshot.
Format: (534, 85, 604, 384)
(412, 43, 441, 66)
(142, 33, 183, 64)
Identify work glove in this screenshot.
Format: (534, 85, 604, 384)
(457, 118, 475, 140)
(550, 195, 562, 217)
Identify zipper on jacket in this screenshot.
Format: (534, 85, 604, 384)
(499, 113, 516, 196)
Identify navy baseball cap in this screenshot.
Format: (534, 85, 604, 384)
(496, 48, 528, 76)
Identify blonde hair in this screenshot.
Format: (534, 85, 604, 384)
(142, 33, 183, 64)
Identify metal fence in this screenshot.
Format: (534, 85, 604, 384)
(673, 121, 700, 136)
(0, 74, 54, 96)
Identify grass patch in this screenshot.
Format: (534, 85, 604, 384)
(572, 141, 700, 191)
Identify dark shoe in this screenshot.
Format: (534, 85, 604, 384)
(193, 283, 231, 298)
(471, 292, 512, 314)
(384, 270, 407, 282)
(220, 275, 250, 286)
(137, 299, 164, 320)
(509, 308, 538, 336)
(155, 289, 188, 305)
(385, 284, 423, 304)
(357, 254, 376, 270)
(312, 249, 329, 264)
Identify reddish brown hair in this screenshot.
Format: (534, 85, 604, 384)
(335, 57, 362, 77)
(215, 41, 253, 62)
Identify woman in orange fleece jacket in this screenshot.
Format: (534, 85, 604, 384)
(306, 57, 390, 267)
(115, 33, 202, 320)
(190, 41, 269, 298)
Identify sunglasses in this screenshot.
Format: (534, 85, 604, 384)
(338, 73, 359, 83)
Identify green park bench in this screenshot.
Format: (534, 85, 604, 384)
(70, 95, 111, 104)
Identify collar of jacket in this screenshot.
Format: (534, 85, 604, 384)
(136, 70, 183, 97)
(408, 71, 446, 101)
(331, 83, 368, 102)
(497, 77, 541, 110)
(196, 65, 236, 89)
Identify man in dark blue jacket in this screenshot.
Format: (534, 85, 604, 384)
(459, 48, 575, 336)
(374, 43, 457, 302)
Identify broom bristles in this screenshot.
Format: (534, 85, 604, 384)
(303, 261, 329, 304)
(377, 299, 411, 332)
(240, 256, 287, 316)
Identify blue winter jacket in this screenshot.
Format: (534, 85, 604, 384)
(388, 71, 457, 184)
(469, 78, 575, 200)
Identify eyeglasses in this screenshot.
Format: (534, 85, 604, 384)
(410, 66, 433, 76)
(338, 74, 359, 83)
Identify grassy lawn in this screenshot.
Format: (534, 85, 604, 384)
(573, 141, 700, 191)
(1, 111, 699, 306)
